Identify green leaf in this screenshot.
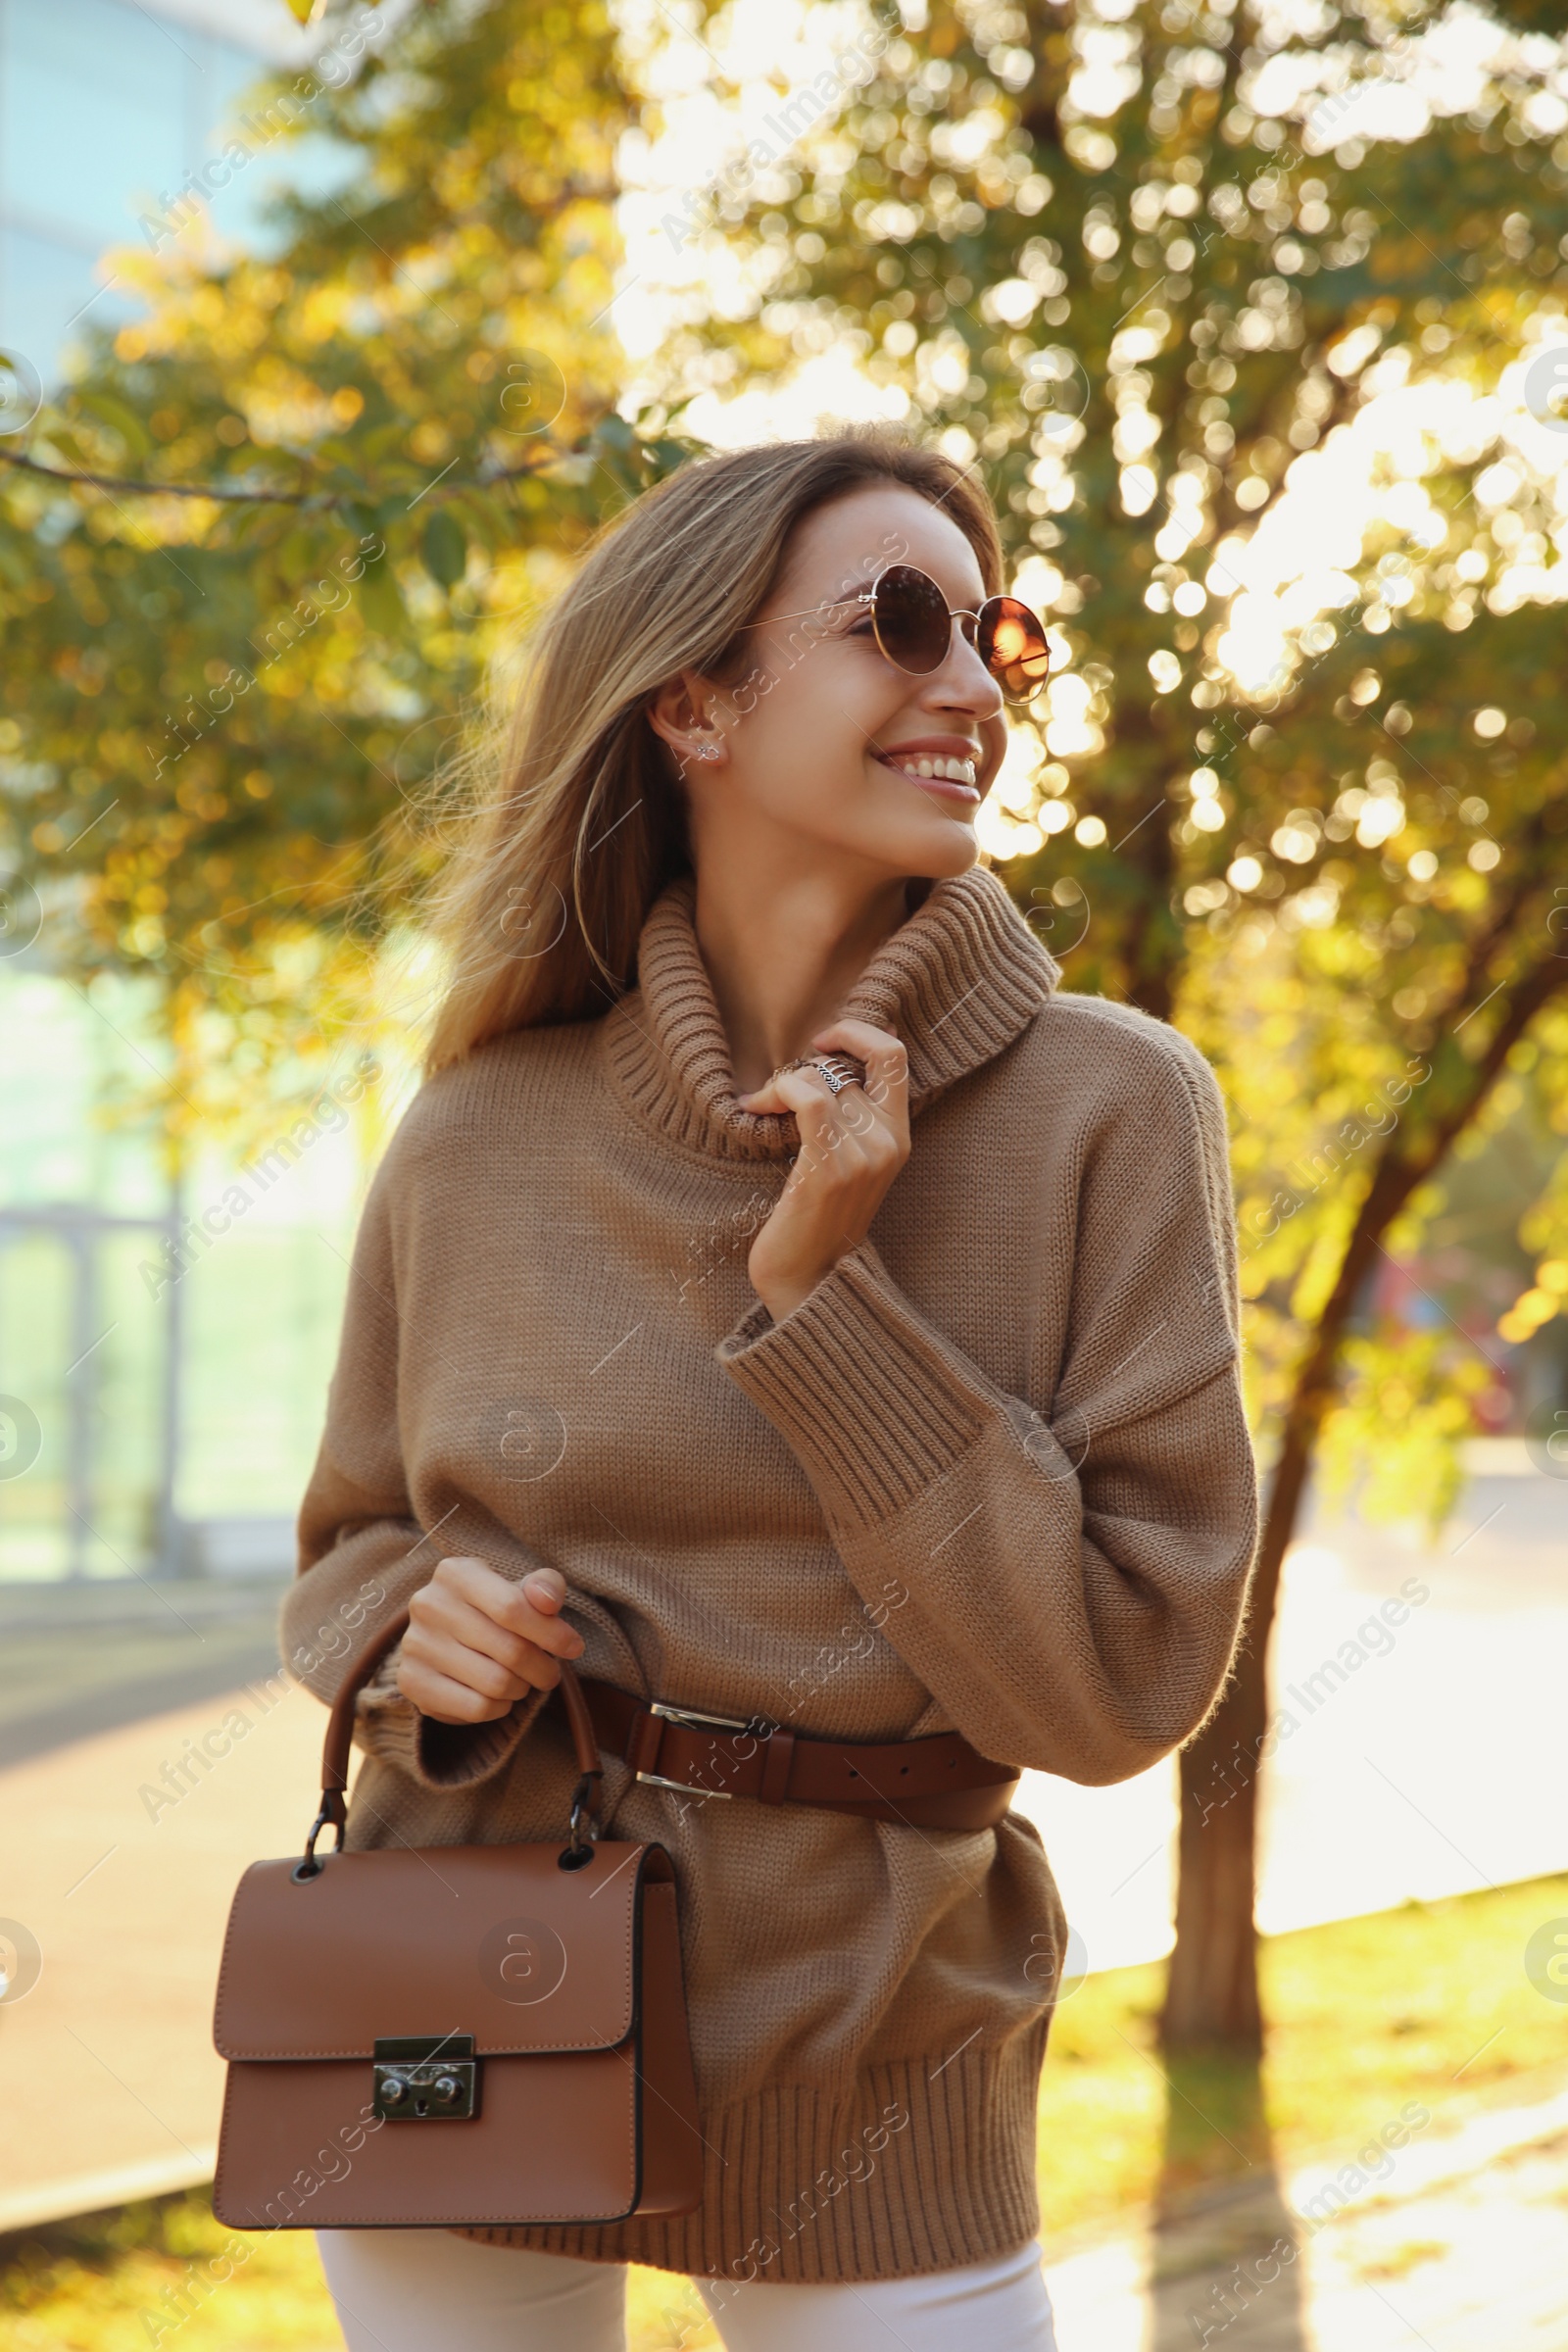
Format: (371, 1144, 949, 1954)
(42, 429, 93, 471)
(647, 436, 697, 481)
(225, 503, 282, 550)
(446, 490, 499, 550)
(421, 508, 466, 589)
(355, 552, 405, 640)
(75, 390, 152, 461)
(278, 527, 318, 581)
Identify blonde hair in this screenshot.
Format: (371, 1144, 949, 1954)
(422, 428, 1004, 1074)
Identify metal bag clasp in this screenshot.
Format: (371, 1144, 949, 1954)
(371, 2034, 479, 2122)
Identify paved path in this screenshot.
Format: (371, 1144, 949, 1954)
(0, 1576, 289, 1770)
(0, 1630, 320, 2230)
(1044, 2085, 1568, 2352)
(1018, 1456, 1568, 1972)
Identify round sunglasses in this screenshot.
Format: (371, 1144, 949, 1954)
(741, 564, 1053, 704)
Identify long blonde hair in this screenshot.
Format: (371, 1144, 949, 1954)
(422, 428, 1004, 1074)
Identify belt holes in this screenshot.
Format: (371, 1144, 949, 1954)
(900, 1765, 909, 1775)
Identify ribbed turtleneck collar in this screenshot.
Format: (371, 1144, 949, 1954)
(601, 866, 1060, 1164)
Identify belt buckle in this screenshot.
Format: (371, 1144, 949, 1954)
(634, 1697, 774, 1802)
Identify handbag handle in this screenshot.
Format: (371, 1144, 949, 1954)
(294, 1603, 605, 1879)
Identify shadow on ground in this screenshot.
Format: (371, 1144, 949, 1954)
(0, 1577, 292, 1768)
(1146, 2052, 1306, 2351)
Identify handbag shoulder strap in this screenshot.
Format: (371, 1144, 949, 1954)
(296, 1602, 604, 1878)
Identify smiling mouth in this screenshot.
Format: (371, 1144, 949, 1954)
(872, 749, 981, 801)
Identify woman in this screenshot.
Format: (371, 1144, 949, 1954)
(286, 429, 1257, 2352)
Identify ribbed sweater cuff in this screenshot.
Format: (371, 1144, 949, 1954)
(716, 1242, 996, 1529)
(355, 1649, 549, 1789)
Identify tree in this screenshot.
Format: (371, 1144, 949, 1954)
(0, 0, 689, 1121)
(657, 0, 1568, 2049)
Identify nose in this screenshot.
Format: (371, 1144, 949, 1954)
(922, 615, 1004, 722)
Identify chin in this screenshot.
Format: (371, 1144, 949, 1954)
(851, 753, 991, 882)
(886, 809, 984, 883)
(802, 774, 987, 882)
(912, 827, 983, 881)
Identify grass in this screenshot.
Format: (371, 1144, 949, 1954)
(1034, 1868, 1568, 2241)
(4, 1871, 1564, 2352)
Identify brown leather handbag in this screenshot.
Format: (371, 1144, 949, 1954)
(211, 1611, 704, 2231)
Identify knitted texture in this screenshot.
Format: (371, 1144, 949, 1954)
(284, 865, 1258, 2284)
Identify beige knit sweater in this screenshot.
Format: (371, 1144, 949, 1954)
(284, 864, 1257, 2285)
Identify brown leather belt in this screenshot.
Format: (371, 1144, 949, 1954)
(581, 1680, 1019, 1832)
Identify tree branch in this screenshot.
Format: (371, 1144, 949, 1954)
(0, 443, 567, 509)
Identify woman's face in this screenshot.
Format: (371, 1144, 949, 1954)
(650, 482, 1009, 887)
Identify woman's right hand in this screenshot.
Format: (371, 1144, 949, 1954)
(396, 1555, 585, 1725)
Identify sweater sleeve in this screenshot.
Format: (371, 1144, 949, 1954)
(283, 1158, 550, 1792)
(715, 1031, 1258, 1785)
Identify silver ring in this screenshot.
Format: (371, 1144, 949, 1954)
(783, 1052, 866, 1096)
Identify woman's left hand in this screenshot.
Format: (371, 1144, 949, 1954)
(736, 1018, 909, 1322)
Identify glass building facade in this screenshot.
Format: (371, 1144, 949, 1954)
(0, 965, 369, 1581)
(0, 0, 371, 1575)
(0, 0, 358, 374)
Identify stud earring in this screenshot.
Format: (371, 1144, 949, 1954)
(697, 743, 720, 761)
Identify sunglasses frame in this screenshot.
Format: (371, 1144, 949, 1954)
(734, 564, 1053, 704)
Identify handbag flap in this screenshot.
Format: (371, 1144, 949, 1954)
(215, 1841, 658, 2060)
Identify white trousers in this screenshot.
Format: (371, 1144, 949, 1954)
(317, 2227, 1058, 2352)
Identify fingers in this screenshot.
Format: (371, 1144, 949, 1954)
(736, 1024, 908, 1140)
(809, 1020, 909, 1126)
(746, 1064, 876, 1153)
(734, 1063, 822, 1114)
(396, 1655, 537, 1726)
(426, 1555, 583, 1659)
(773, 1069, 902, 1176)
(397, 1555, 585, 1725)
(737, 1025, 910, 1325)
(761, 1061, 844, 1143)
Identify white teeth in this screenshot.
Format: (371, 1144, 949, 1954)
(883, 752, 977, 787)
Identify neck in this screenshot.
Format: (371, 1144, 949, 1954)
(693, 859, 913, 1097)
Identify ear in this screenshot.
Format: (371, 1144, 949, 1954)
(647, 667, 727, 772)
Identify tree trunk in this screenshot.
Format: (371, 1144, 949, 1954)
(1158, 943, 1568, 2055)
(1160, 1399, 1316, 2052)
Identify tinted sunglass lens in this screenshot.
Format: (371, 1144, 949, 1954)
(872, 566, 953, 674)
(979, 597, 1052, 701)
